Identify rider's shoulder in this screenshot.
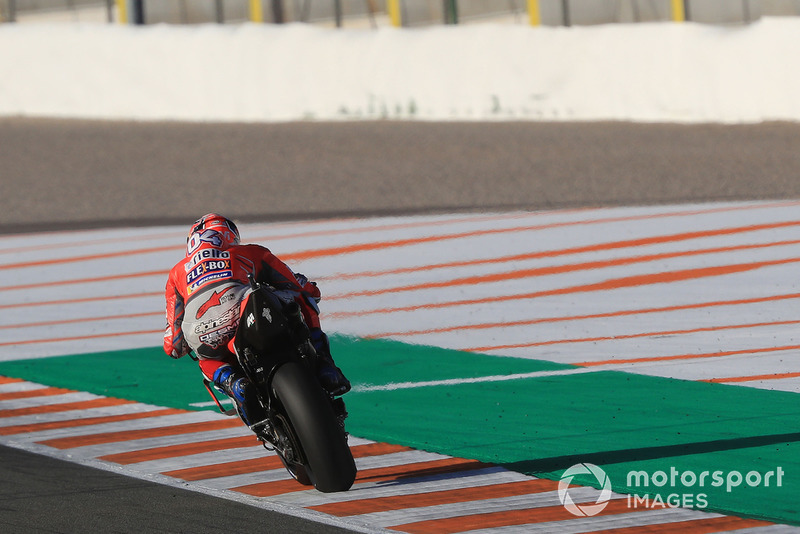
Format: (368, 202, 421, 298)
(231, 243, 272, 255)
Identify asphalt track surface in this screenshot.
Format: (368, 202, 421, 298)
(2, 118, 800, 533)
(0, 445, 353, 534)
(3, 118, 800, 233)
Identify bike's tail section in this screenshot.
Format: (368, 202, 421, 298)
(235, 286, 296, 360)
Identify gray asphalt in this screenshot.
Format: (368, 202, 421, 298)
(0, 445, 356, 534)
(2, 118, 799, 233)
(1, 117, 799, 532)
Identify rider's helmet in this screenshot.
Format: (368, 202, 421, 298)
(186, 228, 229, 256)
(188, 213, 240, 247)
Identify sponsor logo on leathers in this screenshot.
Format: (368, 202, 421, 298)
(194, 307, 240, 349)
(196, 288, 236, 319)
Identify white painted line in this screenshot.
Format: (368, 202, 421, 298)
(352, 367, 598, 392)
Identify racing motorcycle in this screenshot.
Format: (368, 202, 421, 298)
(195, 274, 356, 493)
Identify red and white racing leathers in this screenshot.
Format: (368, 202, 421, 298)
(163, 238, 321, 379)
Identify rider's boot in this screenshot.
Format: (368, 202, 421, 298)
(212, 365, 268, 430)
(310, 329, 351, 396)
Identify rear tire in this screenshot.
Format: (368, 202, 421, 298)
(271, 361, 356, 492)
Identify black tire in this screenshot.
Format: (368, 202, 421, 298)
(271, 361, 357, 492)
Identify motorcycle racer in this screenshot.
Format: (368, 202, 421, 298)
(164, 213, 350, 427)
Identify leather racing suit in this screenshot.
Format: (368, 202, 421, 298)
(164, 230, 346, 426)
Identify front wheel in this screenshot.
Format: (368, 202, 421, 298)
(271, 361, 356, 492)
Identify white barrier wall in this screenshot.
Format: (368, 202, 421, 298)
(1, 18, 799, 123)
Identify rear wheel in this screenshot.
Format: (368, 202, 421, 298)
(271, 362, 356, 492)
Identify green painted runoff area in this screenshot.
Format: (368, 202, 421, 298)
(0, 334, 797, 526)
